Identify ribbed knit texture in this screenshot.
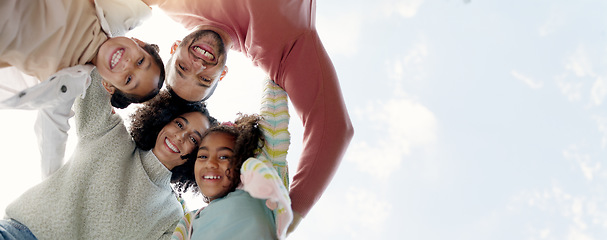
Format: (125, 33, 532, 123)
(256, 78, 291, 189)
(5, 69, 182, 240)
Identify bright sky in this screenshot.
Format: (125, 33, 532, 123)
(2, 0, 607, 239)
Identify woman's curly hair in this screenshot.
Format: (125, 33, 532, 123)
(179, 113, 265, 202)
(128, 89, 218, 192)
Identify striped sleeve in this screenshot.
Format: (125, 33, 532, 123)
(255, 77, 291, 189)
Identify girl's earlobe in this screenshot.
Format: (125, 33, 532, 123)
(101, 81, 116, 95)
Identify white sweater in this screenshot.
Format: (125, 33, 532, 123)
(5, 70, 182, 240)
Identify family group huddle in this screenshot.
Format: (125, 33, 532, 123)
(0, 0, 353, 239)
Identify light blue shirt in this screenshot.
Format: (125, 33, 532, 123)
(191, 189, 277, 240)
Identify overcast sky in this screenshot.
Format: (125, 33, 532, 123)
(3, 0, 607, 239)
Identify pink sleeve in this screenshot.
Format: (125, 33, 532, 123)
(277, 30, 354, 217)
(241, 157, 293, 240)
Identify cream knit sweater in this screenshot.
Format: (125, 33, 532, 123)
(5, 70, 182, 240)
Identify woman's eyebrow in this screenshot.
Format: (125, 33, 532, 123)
(178, 116, 189, 124)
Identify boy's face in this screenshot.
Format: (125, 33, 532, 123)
(166, 29, 227, 101)
(195, 132, 235, 201)
(95, 37, 160, 97)
(152, 112, 209, 170)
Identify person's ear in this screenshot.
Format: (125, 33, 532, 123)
(170, 40, 182, 54)
(101, 80, 116, 95)
(219, 66, 228, 81)
(130, 37, 146, 48)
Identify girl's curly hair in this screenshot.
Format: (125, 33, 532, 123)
(129, 89, 218, 191)
(178, 113, 265, 202)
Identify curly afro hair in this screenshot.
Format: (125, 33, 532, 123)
(177, 113, 265, 202)
(129, 89, 218, 191)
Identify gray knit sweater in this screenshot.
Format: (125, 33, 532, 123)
(5, 69, 182, 239)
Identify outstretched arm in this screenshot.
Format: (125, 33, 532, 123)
(0, 65, 94, 178)
(278, 30, 354, 222)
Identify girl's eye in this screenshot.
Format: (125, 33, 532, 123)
(197, 155, 207, 160)
(219, 155, 231, 161)
(126, 76, 132, 85)
(137, 57, 144, 65)
(179, 64, 186, 71)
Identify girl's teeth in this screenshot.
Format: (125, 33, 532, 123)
(111, 49, 124, 68)
(203, 175, 221, 180)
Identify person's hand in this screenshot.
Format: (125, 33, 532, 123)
(287, 211, 303, 236)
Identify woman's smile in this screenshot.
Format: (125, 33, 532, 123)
(164, 137, 180, 153)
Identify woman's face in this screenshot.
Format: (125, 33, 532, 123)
(152, 112, 210, 170)
(195, 132, 235, 202)
(95, 37, 160, 98)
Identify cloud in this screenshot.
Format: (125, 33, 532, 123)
(591, 77, 607, 106)
(316, 12, 362, 57)
(295, 186, 392, 239)
(562, 144, 599, 181)
(538, 4, 567, 37)
(387, 42, 428, 91)
(568, 228, 594, 240)
(511, 70, 543, 89)
(594, 116, 607, 149)
(348, 43, 435, 180)
(505, 143, 607, 239)
(555, 45, 596, 103)
(343, 187, 392, 234)
(348, 97, 437, 180)
(380, 0, 425, 18)
(555, 74, 583, 102)
(565, 46, 594, 78)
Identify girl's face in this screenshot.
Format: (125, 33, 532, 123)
(195, 132, 235, 202)
(152, 112, 210, 170)
(94, 37, 161, 98)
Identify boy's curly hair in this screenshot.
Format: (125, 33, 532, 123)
(129, 89, 218, 188)
(176, 114, 265, 202)
(110, 43, 165, 109)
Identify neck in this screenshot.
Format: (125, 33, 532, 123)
(152, 149, 175, 170)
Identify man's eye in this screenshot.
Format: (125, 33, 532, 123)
(179, 64, 186, 71)
(138, 57, 144, 65)
(176, 121, 183, 128)
(190, 136, 198, 144)
(126, 76, 132, 84)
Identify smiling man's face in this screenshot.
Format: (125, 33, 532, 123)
(166, 29, 228, 102)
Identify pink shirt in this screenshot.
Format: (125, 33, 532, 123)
(157, 0, 354, 216)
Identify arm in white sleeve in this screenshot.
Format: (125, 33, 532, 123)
(0, 65, 94, 178)
(94, 0, 152, 37)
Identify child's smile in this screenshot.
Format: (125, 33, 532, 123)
(94, 37, 161, 98)
(109, 48, 124, 70)
(195, 132, 235, 201)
